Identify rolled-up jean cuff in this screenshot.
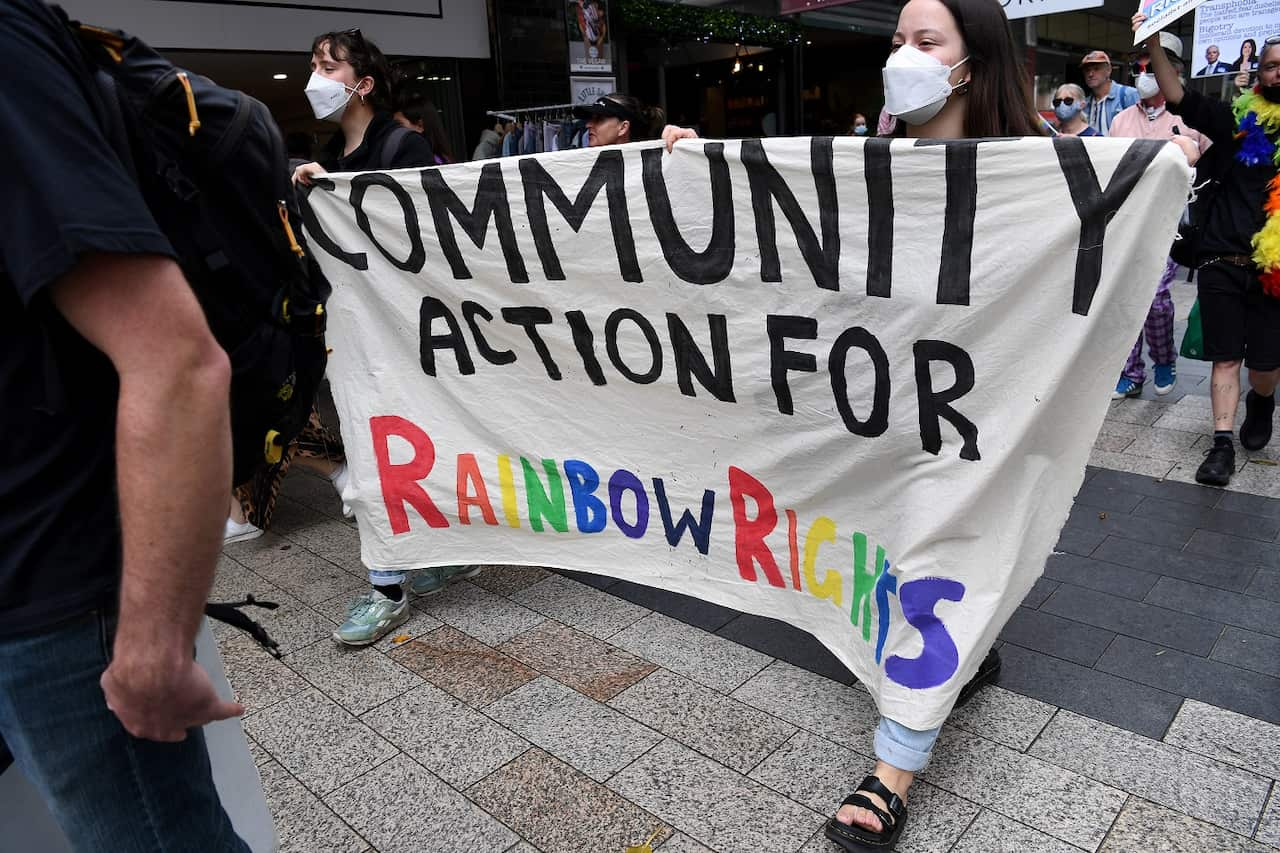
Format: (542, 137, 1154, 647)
(874, 717, 942, 772)
(368, 569, 408, 587)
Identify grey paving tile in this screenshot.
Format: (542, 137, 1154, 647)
(607, 738, 822, 853)
(467, 748, 672, 853)
(1087, 449, 1178, 478)
(1093, 536, 1257, 592)
(1167, 459, 1280, 499)
(325, 754, 518, 853)
(1107, 398, 1173, 425)
(1183, 529, 1280, 570)
(655, 834, 713, 852)
(311, 589, 444, 652)
(1258, 787, 1280, 848)
(211, 554, 266, 601)
(944, 685, 1057, 752)
(1053, 526, 1106, 557)
(283, 640, 421, 715)
(1163, 699, 1280, 780)
(994, 643, 1182, 740)
(609, 669, 796, 774)
(247, 549, 365, 606)
(1042, 553, 1158, 601)
(1124, 427, 1204, 460)
(210, 586, 334, 656)
(921, 726, 1126, 849)
(1099, 796, 1274, 852)
(467, 563, 554, 596)
(947, 809, 1079, 853)
(413, 580, 546, 646)
(1095, 420, 1150, 440)
(485, 676, 663, 782)
(246, 734, 271, 767)
(607, 580, 741, 632)
(1019, 577, 1061, 609)
(730, 660, 881, 747)
(752, 730, 978, 853)
(360, 682, 528, 789)
(1075, 483, 1145, 514)
(1145, 576, 1280, 638)
(279, 517, 364, 570)
(1065, 503, 1196, 548)
(1089, 468, 1221, 507)
(1040, 583, 1222, 656)
(1030, 710, 1271, 836)
(610, 612, 773, 693)
(1248, 568, 1280, 604)
(997, 605, 1116, 666)
(1216, 490, 1280, 520)
(1133, 496, 1280, 542)
(1096, 637, 1280, 725)
(510, 574, 650, 639)
(1212, 627, 1280, 679)
(255, 759, 368, 853)
(222, 530, 304, 572)
(715, 612, 856, 685)
(243, 687, 398, 795)
(498, 619, 656, 701)
(217, 630, 310, 717)
(504, 844, 539, 853)
(1093, 433, 1135, 453)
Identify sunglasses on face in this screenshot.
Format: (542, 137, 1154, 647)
(1052, 97, 1076, 107)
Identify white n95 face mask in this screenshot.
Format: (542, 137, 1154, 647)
(304, 71, 359, 121)
(882, 44, 969, 126)
(1135, 73, 1161, 100)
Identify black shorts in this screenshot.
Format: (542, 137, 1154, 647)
(1196, 261, 1280, 370)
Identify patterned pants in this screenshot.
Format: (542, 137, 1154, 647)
(1122, 257, 1178, 384)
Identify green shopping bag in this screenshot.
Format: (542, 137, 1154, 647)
(1180, 299, 1206, 360)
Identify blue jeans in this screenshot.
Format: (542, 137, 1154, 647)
(875, 717, 941, 772)
(0, 609, 249, 853)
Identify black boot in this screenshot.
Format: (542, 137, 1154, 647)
(1240, 391, 1275, 451)
(1195, 437, 1236, 486)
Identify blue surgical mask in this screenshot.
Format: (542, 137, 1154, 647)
(854, 125, 868, 135)
(1055, 101, 1081, 123)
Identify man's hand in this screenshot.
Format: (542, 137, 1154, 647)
(661, 124, 699, 153)
(1170, 135, 1201, 166)
(101, 653, 243, 742)
(292, 161, 327, 186)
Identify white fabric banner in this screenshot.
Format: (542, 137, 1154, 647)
(302, 137, 1188, 729)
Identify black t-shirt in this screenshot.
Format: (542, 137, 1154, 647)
(319, 112, 435, 173)
(1, 0, 175, 636)
(1169, 88, 1272, 257)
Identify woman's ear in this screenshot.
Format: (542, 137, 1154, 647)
(355, 76, 374, 98)
(619, 118, 631, 137)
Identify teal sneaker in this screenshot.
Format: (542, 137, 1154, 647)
(332, 588, 409, 646)
(409, 565, 481, 597)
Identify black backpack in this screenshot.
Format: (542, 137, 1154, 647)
(1170, 139, 1227, 269)
(55, 9, 330, 488)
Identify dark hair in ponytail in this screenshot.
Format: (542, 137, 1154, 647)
(934, 0, 1045, 137)
(311, 30, 397, 113)
(606, 92, 667, 140)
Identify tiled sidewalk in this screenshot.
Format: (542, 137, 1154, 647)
(216, 446, 1280, 853)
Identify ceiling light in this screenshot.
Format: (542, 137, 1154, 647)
(272, 73, 287, 80)
(416, 75, 425, 79)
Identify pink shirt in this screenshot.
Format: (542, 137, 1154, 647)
(1107, 104, 1212, 154)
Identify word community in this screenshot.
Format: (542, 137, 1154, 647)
(302, 135, 1168, 316)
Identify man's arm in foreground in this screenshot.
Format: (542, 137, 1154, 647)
(51, 252, 243, 742)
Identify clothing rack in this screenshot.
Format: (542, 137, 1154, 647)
(487, 103, 578, 122)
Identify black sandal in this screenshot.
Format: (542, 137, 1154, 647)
(823, 775, 908, 851)
(953, 648, 1001, 709)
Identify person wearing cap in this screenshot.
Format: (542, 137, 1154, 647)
(573, 93, 666, 147)
(1135, 14, 1280, 487)
(1107, 32, 1210, 401)
(1196, 44, 1232, 77)
(1081, 49, 1139, 135)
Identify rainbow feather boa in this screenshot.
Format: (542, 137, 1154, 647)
(1235, 89, 1280, 295)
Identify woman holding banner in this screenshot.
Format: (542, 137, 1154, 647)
(663, 0, 1040, 848)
